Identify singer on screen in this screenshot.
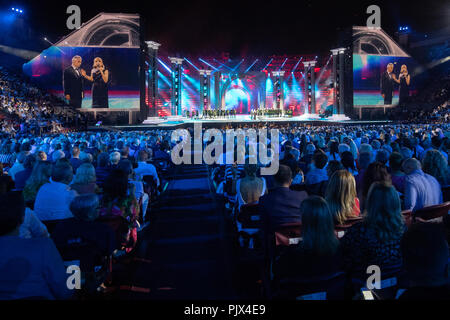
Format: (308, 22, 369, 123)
(380, 63, 395, 105)
(81, 57, 109, 108)
(393, 64, 411, 106)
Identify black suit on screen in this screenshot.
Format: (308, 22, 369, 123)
(63, 66, 83, 109)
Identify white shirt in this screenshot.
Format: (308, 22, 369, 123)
(134, 162, 160, 187)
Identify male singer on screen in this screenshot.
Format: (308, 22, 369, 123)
(63, 55, 84, 109)
(380, 63, 395, 105)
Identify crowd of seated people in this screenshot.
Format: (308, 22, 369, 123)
(0, 129, 174, 299)
(0, 66, 83, 134)
(213, 121, 450, 299)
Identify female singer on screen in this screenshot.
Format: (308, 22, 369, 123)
(393, 64, 410, 106)
(81, 57, 109, 108)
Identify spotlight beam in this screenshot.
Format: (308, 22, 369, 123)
(213, 59, 233, 71)
(244, 59, 259, 73)
(158, 58, 172, 74)
(231, 59, 245, 72)
(198, 58, 219, 71)
(261, 58, 273, 71)
(278, 58, 288, 71)
(184, 58, 199, 71)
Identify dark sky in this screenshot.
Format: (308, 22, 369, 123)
(3, 0, 449, 57)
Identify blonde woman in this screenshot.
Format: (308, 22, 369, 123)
(325, 170, 360, 225)
(70, 163, 100, 194)
(393, 64, 410, 105)
(81, 57, 109, 108)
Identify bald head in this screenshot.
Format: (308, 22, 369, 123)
(403, 158, 421, 175)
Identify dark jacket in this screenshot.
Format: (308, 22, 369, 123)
(259, 187, 307, 231)
(63, 66, 83, 102)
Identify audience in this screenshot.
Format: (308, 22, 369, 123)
(0, 192, 71, 299)
(260, 165, 306, 230)
(341, 182, 405, 274)
(70, 163, 99, 194)
(399, 223, 450, 299)
(403, 158, 442, 211)
(273, 196, 343, 280)
(34, 161, 77, 221)
(325, 170, 360, 225)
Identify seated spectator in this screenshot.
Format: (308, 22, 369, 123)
(325, 170, 360, 225)
(360, 161, 392, 211)
(69, 146, 82, 173)
(326, 160, 344, 179)
(34, 161, 77, 221)
(422, 149, 450, 187)
(8, 151, 26, 181)
(70, 163, 99, 194)
(305, 150, 328, 185)
(0, 192, 71, 300)
(23, 161, 52, 209)
(0, 163, 14, 194)
(291, 165, 304, 186)
(327, 140, 340, 161)
(260, 165, 306, 230)
(403, 158, 443, 211)
(375, 149, 390, 166)
(99, 169, 139, 251)
(51, 149, 65, 163)
(100, 169, 139, 222)
(389, 152, 406, 193)
(14, 154, 35, 191)
(341, 150, 358, 176)
(52, 194, 117, 258)
(399, 223, 450, 300)
(341, 182, 405, 274)
(109, 151, 121, 170)
(95, 152, 111, 187)
(36, 151, 47, 161)
(118, 160, 149, 220)
(235, 164, 267, 211)
(272, 196, 343, 280)
(134, 150, 160, 187)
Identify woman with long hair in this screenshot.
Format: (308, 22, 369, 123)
(393, 64, 411, 106)
(23, 161, 52, 209)
(81, 57, 109, 108)
(341, 182, 405, 273)
(273, 196, 343, 279)
(422, 149, 450, 187)
(325, 170, 360, 225)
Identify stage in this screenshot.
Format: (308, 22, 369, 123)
(87, 114, 393, 131)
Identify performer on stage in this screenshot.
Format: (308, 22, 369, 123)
(63, 55, 84, 109)
(81, 57, 109, 108)
(380, 63, 395, 105)
(393, 64, 411, 106)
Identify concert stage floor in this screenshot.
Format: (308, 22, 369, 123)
(88, 114, 393, 131)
